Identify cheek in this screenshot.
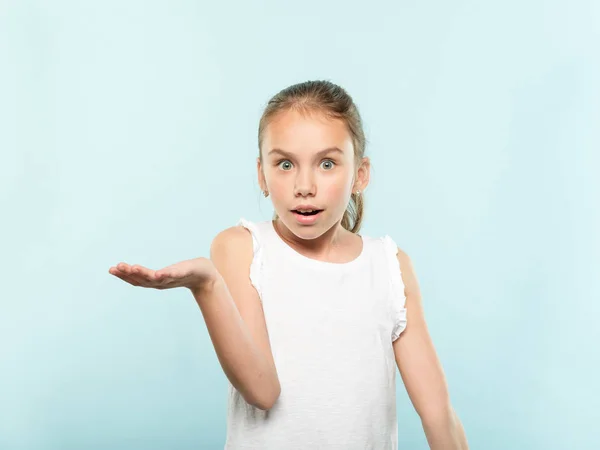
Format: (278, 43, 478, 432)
(267, 176, 287, 200)
(268, 175, 287, 189)
(324, 176, 352, 199)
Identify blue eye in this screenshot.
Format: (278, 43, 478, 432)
(278, 160, 293, 171)
(321, 159, 335, 170)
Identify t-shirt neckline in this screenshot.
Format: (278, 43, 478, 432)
(268, 219, 367, 270)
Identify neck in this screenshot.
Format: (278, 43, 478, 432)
(272, 218, 346, 258)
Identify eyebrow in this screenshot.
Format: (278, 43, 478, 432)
(267, 147, 344, 158)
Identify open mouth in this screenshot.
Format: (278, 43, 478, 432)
(292, 210, 323, 216)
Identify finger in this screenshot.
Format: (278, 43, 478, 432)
(131, 265, 158, 281)
(112, 269, 168, 289)
(109, 268, 142, 286)
(110, 266, 150, 286)
(114, 264, 145, 283)
(129, 265, 174, 288)
(116, 262, 131, 272)
(125, 268, 158, 286)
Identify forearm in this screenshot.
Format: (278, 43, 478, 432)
(422, 407, 468, 450)
(192, 276, 280, 410)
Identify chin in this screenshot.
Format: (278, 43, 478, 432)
(282, 212, 335, 239)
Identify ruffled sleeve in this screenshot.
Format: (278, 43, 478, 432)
(237, 218, 264, 301)
(382, 235, 407, 341)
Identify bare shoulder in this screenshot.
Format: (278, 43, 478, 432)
(209, 225, 258, 299)
(210, 225, 253, 258)
(209, 223, 262, 304)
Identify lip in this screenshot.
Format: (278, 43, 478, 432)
(291, 204, 322, 212)
(291, 209, 323, 225)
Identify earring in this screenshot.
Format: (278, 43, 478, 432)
(263, 190, 269, 198)
(355, 190, 361, 195)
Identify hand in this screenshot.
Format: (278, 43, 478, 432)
(108, 257, 219, 294)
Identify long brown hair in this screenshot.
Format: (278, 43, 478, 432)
(257, 80, 367, 234)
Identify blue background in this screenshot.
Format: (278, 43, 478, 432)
(1, 0, 599, 448)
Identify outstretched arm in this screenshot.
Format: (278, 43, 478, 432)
(393, 248, 469, 450)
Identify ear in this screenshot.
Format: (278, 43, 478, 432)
(353, 156, 370, 192)
(257, 157, 267, 192)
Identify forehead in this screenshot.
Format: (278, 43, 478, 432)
(262, 109, 353, 158)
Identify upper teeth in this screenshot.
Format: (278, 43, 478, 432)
(298, 209, 315, 212)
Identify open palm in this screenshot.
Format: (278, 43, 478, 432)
(108, 257, 218, 293)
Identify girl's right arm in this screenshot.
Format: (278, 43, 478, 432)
(108, 226, 280, 410)
(198, 226, 281, 411)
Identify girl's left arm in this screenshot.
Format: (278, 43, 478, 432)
(392, 247, 469, 450)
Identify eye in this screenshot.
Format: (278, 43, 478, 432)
(321, 159, 335, 170)
(278, 160, 293, 171)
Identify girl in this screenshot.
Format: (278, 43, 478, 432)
(109, 80, 468, 449)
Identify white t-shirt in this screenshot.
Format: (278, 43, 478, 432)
(224, 218, 408, 450)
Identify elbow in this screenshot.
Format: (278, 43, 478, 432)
(252, 396, 277, 411)
(248, 378, 281, 411)
(251, 386, 281, 411)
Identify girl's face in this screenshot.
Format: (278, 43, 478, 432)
(258, 109, 369, 239)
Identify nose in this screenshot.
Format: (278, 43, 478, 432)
(293, 169, 316, 197)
